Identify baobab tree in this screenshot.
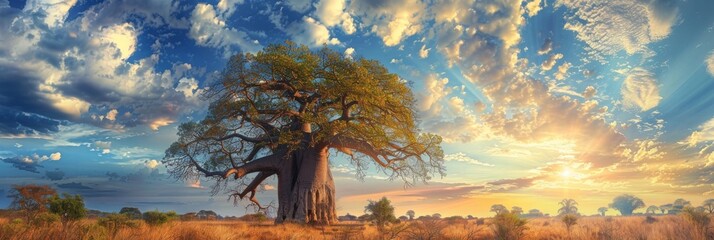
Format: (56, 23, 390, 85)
(558, 199, 578, 215)
(163, 42, 444, 225)
(609, 194, 645, 216)
(597, 207, 608, 216)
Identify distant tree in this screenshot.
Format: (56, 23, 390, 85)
(432, 213, 442, 219)
(511, 206, 523, 215)
(609, 194, 645, 216)
(528, 209, 542, 215)
(659, 204, 673, 214)
(558, 199, 578, 215)
(364, 197, 397, 228)
(143, 210, 170, 226)
(98, 213, 138, 238)
(406, 210, 415, 220)
(597, 207, 608, 216)
(490, 204, 508, 215)
(671, 198, 691, 214)
(702, 199, 714, 214)
(48, 194, 86, 225)
(8, 185, 57, 221)
(646, 205, 659, 215)
(120, 207, 142, 219)
(467, 215, 474, 219)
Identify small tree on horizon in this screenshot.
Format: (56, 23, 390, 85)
(558, 199, 578, 216)
(597, 207, 608, 216)
(646, 205, 659, 215)
(511, 206, 523, 215)
(365, 197, 397, 229)
(406, 210, 415, 220)
(659, 204, 673, 214)
(490, 204, 508, 215)
(120, 207, 142, 219)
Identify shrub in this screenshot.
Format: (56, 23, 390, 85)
(681, 206, 711, 239)
(48, 194, 86, 224)
(98, 213, 138, 237)
(561, 214, 578, 233)
(492, 212, 528, 240)
(31, 212, 59, 226)
(364, 197, 397, 228)
(143, 210, 170, 226)
(645, 215, 657, 223)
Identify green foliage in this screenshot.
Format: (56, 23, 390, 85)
(492, 212, 528, 240)
(491, 204, 508, 215)
(98, 213, 138, 237)
(364, 197, 397, 228)
(239, 212, 268, 222)
(48, 194, 86, 223)
(597, 207, 608, 216)
(31, 212, 59, 226)
(119, 207, 142, 219)
(142, 210, 170, 226)
(609, 194, 645, 216)
(561, 214, 578, 232)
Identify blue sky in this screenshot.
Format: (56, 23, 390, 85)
(1, 0, 714, 218)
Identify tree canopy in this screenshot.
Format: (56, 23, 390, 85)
(609, 194, 645, 216)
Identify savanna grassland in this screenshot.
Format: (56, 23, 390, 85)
(1, 214, 712, 240)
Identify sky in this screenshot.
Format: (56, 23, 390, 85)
(1, 0, 714, 218)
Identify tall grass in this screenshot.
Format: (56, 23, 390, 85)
(0, 214, 711, 240)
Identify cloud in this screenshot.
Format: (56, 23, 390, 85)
(349, 0, 425, 46)
(554, 62, 571, 80)
(444, 152, 495, 167)
(538, 38, 553, 55)
(57, 182, 92, 190)
(45, 169, 66, 181)
(286, 16, 341, 47)
(284, 0, 311, 13)
(49, 152, 61, 161)
(344, 47, 355, 59)
(556, 0, 678, 61)
(216, 0, 244, 17)
(2, 156, 42, 173)
(707, 51, 714, 77)
(94, 141, 112, 154)
(419, 45, 430, 58)
(0, 2, 207, 134)
(621, 68, 661, 111)
(314, 0, 355, 34)
(583, 86, 597, 99)
(145, 159, 160, 169)
(683, 117, 714, 147)
(105, 109, 118, 121)
(541, 53, 563, 71)
(525, 0, 543, 17)
(189, 3, 261, 55)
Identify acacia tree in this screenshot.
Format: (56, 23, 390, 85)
(490, 204, 508, 215)
(609, 194, 645, 216)
(511, 206, 523, 215)
(645, 205, 659, 215)
(8, 185, 57, 221)
(597, 207, 608, 216)
(702, 199, 714, 214)
(163, 42, 444, 225)
(406, 210, 415, 220)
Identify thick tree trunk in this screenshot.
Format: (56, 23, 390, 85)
(275, 146, 337, 224)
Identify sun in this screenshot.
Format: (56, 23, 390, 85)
(560, 168, 573, 178)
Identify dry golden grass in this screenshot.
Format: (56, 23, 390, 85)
(0, 215, 712, 240)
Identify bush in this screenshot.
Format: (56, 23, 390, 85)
(98, 213, 138, 237)
(364, 197, 397, 228)
(492, 212, 528, 240)
(31, 212, 59, 226)
(561, 214, 578, 233)
(681, 206, 711, 238)
(143, 211, 170, 226)
(48, 194, 86, 224)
